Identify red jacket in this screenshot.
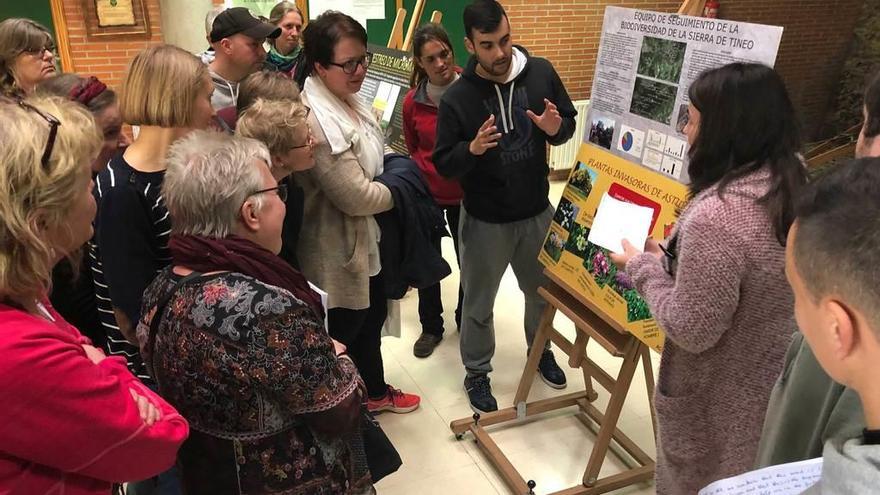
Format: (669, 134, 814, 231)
(0, 300, 188, 495)
(402, 77, 464, 206)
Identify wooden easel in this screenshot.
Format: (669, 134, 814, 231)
(450, 270, 656, 495)
(387, 0, 443, 51)
(677, 0, 707, 15)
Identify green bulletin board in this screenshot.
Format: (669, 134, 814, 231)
(364, 0, 470, 68)
(0, 1, 56, 36)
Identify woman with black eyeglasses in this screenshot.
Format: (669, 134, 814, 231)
(0, 18, 57, 98)
(0, 96, 188, 495)
(297, 11, 420, 414)
(137, 130, 370, 494)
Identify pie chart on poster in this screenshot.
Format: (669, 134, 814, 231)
(621, 131, 634, 152)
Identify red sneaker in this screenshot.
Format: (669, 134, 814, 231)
(367, 386, 420, 414)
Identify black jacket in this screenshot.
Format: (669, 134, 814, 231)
(433, 46, 577, 223)
(277, 175, 305, 270)
(375, 154, 451, 299)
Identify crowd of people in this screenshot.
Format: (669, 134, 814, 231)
(0, 0, 879, 494)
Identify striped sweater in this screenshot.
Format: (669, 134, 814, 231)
(89, 154, 173, 383)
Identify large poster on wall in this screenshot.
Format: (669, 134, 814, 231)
(356, 43, 413, 155)
(586, 7, 783, 183)
(541, 8, 784, 352)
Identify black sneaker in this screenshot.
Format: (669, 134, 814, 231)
(464, 375, 498, 414)
(413, 333, 442, 358)
(538, 349, 567, 389)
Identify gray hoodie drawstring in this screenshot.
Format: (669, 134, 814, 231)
(493, 80, 516, 134)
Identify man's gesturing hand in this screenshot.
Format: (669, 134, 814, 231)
(469, 114, 502, 156)
(527, 98, 562, 137)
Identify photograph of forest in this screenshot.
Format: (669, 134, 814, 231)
(588, 117, 615, 150)
(636, 36, 686, 83)
(630, 77, 678, 125)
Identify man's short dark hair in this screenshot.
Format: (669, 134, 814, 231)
(793, 157, 880, 329)
(302, 11, 367, 77)
(864, 71, 880, 139)
(463, 0, 507, 39)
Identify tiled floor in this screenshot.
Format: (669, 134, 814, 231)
(372, 181, 659, 495)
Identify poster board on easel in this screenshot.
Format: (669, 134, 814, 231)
(540, 6, 784, 352)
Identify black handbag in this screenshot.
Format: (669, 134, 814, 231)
(361, 409, 402, 483)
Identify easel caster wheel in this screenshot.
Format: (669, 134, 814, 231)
(527, 480, 537, 494)
(586, 390, 599, 401)
(455, 433, 464, 440)
(472, 413, 481, 425)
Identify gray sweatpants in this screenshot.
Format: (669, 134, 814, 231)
(458, 205, 554, 377)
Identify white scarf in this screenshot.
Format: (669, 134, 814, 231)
(303, 75, 385, 179)
(303, 75, 386, 276)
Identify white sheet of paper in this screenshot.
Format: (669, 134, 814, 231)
(308, 282, 329, 332)
(698, 457, 822, 495)
(587, 193, 654, 254)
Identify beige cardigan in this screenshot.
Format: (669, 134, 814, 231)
(295, 95, 394, 310)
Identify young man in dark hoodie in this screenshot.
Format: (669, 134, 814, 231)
(433, 0, 578, 413)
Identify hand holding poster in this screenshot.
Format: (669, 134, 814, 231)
(541, 7, 784, 351)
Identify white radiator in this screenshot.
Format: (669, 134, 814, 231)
(548, 99, 590, 171)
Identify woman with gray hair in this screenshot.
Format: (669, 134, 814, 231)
(137, 130, 372, 494)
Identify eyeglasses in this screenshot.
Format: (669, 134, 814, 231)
(327, 54, 371, 75)
(290, 130, 314, 150)
(251, 183, 288, 202)
(19, 100, 61, 169)
(22, 45, 55, 58)
(288, 106, 313, 150)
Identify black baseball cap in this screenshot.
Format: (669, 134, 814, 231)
(210, 7, 281, 43)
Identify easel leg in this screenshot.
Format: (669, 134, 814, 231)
(640, 345, 657, 436)
(582, 339, 641, 487)
(514, 303, 557, 405)
(572, 330, 599, 402)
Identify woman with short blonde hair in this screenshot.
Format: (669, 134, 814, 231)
(0, 18, 57, 98)
(89, 44, 214, 492)
(138, 130, 369, 494)
(89, 41, 215, 418)
(0, 96, 188, 494)
(236, 97, 311, 178)
(236, 68, 300, 113)
(237, 96, 314, 269)
(121, 44, 210, 128)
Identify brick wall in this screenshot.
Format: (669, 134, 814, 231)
(718, 0, 862, 138)
(62, 0, 164, 89)
(501, 0, 862, 139)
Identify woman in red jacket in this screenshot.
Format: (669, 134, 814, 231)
(0, 96, 188, 495)
(402, 23, 463, 358)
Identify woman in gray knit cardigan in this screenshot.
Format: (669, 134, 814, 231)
(612, 63, 808, 494)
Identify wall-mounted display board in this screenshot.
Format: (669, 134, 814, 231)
(357, 43, 413, 154)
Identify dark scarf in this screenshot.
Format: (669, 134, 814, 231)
(168, 234, 323, 318)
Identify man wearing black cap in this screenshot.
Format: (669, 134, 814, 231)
(208, 7, 280, 112)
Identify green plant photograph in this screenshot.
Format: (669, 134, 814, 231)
(637, 36, 687, 83)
